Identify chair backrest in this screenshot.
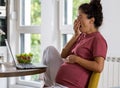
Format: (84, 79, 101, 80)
(88, 72, 100, 88)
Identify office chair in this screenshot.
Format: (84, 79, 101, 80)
(88, 72, 100, 88)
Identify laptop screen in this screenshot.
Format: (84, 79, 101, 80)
(5, 39, 18, 65)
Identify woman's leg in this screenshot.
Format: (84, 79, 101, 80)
(42, 46, 64, 87)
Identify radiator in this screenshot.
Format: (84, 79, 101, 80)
(98, 57, 120, 88)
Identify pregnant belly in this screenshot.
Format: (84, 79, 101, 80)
(55, 63, 91, 88)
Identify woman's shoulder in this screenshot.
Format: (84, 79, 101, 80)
(94, 32, 107, 46)
(94, 32, 106, 41)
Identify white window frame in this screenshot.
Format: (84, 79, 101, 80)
(59, 0, 74, 34)
(15, 0, 42, 87)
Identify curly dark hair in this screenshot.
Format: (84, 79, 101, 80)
(79, 0, 103, 28)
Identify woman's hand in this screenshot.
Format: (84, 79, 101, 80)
(65, 55, 79, 63)
(73, 18, 81, 36)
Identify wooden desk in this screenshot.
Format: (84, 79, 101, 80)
(0, 63, 46, 77)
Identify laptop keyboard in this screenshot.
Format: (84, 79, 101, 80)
(16, 63, 36, 69)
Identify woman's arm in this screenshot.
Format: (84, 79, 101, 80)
(61, 19, 81, 58)
(66, 55, 104, 73)
(61, 34, 79, 58)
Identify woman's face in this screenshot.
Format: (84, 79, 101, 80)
(78, 10, 92, 33)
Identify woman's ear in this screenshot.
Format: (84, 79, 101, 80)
(90, 17, 95, 24)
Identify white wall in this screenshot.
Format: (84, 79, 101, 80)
(98, 0, 120, 88)
(41, 0, 60, 55)
(101, 0, 120, 57)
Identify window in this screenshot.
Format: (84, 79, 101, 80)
(60, 0, 90, 46)
(20, 0, 41, 26)
(16, 0, 42, 87)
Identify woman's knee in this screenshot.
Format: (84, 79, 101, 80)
(46, 46, 56, 51)
(43, 46, 59, 64)
(44, 46, 58, 55)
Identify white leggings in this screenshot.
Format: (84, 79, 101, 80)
(42, 46, 68, 88)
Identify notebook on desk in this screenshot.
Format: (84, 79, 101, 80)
(5, 39, 47, 70)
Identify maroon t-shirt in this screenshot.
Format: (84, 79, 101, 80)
(55, 32, 107, 88)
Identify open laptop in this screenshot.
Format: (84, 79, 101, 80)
(5, 39, 47, 70)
